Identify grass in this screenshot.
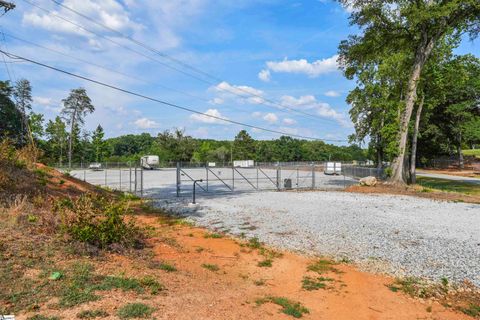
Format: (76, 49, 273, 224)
(301, 276, 334, 291)
(203, 232, 223, 239)
(117, 303, 154, 319)
(27, 316, 60, 320)
(256, 296, 309, 318)
(77, 309, 109, 318)
(254, 279, 266, 286)
(156, 262, 177, 272)
(201, 263, 220, 272)
(463, 149, 480, 158)
(416, 177, 480, 196)
(387, 277, 447, 299)
(307, 259, 340, 274)
(460, 304, 480, 317)
(257, 259, 273, 268)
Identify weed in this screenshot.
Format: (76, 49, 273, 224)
(59, 193, 144, 249)
(204, 232, 223, 239)
(59, 287, 99, 308)
(301, 276, 334, 291)
(94, 276, 144, 293)
(459, 304, 480, 317)
(77, 309, 109, 318)
(157, 262, 177, 272)
(195, 247, 205, 253)
(59, 179, 65, 185)
(256, 296, 309, 318)
(140, 276, 164, 294)
(307, 259, 340, 274)
(117, 303, 154, 319)
(257, 259, 272, 268)
(27, 316, 60, 320)
(201, 263, 220, 272)
(387, 277, 438, 299)
(246, 237, 262, 249)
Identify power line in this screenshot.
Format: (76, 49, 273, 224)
(0, 49, 347, 142)
(22, 0, 342, 125)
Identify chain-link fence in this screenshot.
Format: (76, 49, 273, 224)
(61, 161, 385, 200)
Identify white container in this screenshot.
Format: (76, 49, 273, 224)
(141, 155, 160, 170)
(324, 162, 342, 175)
(233, 160, 254, 168)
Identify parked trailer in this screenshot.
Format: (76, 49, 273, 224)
(141, 155, 160, 170)
(324, 162, 342, 175)
(233, 160, 255, 168)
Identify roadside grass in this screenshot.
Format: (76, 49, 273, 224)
(463, 149, 480, 158)
(302, 276, 334, 291)
(201, 263, 220, 272)
(387, 277, 480, 318)
(256, 296, 309, 318)
(307, 259, 341, 274)
(242, 237, 283, 268)
(257, 259, 273, 268)
(150, 261, 177, 272)
(416, 177, 480, 196)
(204, 232, 223, 239)
(77, 309, 109, 318)
(117, 303, 155, 319)
(27, 315, 60, 320)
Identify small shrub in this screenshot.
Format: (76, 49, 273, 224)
(256, 296, 309, 318)
(460, 304, 480, 317)
(59, 179, 65, 185)
(201, 263, 219, 272)
(301, 276, 334, 291)
(257, 259, 272, 268)
(59, 287, 99, 308)
(59, 193, 144, 249)
(77, 309, 109, 318)
(204, 232, 223, 239)
(158, 262, 177, 272)
(246, 237, 262, 249)
(307, 259, 340, 274)
(27, 315, 60, 320)
(117, 303, 154, 319)
(140, 276, 164, 294)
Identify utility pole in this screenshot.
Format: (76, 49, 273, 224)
(0, 1, 15, 14)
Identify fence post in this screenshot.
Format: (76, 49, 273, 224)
(276, 167, 281, 190)
(256, 166, 259, 189)
(104, 162, 107, 187)
(129, 162, 132, 193)
(296, 166, 299, 190)
(140, 165, 144, 197)
(134, 163, 137, 194)
(176, 162, 180, 197)
(206, 165, 209, 192)
(119, 162, 122, 191)
(232, 165, 235, 191)
(311, 165, 316, 189)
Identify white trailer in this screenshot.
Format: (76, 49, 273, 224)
(233, 160, 255, 168)
(324, 162, 342, 175)
(140, 155, 159, 170)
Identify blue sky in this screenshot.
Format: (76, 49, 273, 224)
(0, 0, 478, 144)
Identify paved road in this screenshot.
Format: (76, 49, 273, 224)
(417, 171, 480, 185)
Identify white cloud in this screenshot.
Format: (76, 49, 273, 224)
(210, 97, 224, 105)
(264, 55, 339, 78)
(324, 90, 341, 97)
(23, 0, 142, 37)
(190, 108, 229, 124)
(251, 111, 262, 118)
(212, 81, 265, 105)
(33, 96, 53, 106)
(134, 117, 160, 129)
(263, 113, 278, 124)
(282, 118, 296, 125)
(280, 95, 350, 127)
(258, 69, 271, 82)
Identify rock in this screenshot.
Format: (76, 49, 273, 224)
(359, 176, 377, 186)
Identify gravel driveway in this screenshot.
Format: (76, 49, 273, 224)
(156, 191, 480, 286)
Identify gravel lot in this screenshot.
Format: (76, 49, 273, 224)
(156, 191, 480, 286)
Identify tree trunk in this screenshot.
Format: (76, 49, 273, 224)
(68, 112, 76, 169)
(410, 96, 424, 184)
(389, 34, 435, 185)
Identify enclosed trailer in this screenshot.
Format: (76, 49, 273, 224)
(140, 155, 159, 170)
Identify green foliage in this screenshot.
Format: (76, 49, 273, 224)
(416, 177, 480, 196)
(301, 276, 334, 291)
(157, 262, 177, 272)
(27, 315, 60, 320)
(117, 303, 154, 319)
(257, 259, 272, 268)
(59, 193, 144, 249)
(460, 304, 480, 317)
(307, 259, 340, 274)
(256, 296, 309, 318)
(203, 232, 223, 239)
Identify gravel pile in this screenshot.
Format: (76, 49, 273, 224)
(155, 191, 480, 286)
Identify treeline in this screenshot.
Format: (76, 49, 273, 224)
(0, 79, 366, 166)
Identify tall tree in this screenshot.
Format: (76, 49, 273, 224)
(233, 130, 256, 160)
(0, 81, 22, 144)
(12, 79, 33, 145)
(45, 116, 67, 165)
(61, 88, 94, 168)
(91, 125, 107, 162)
(339, 0, 480, 184)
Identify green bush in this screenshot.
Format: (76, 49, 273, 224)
(59, 194, 144, 249)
